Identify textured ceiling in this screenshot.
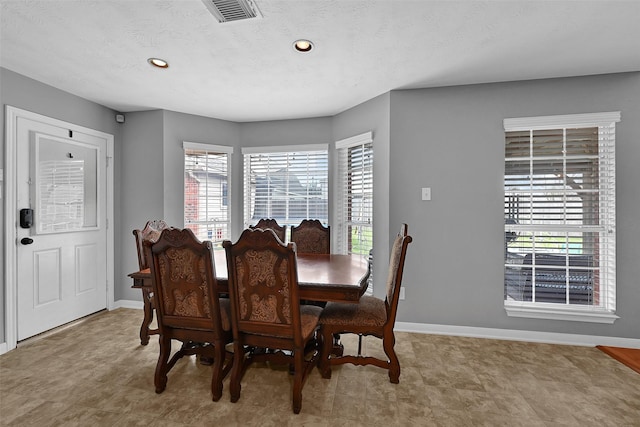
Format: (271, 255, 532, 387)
(1, 0, 639, 122)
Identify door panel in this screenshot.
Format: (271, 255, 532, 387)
(34, 248, 62, 305)
(16, 116, 107, 341)
(76, 243, 98, 294)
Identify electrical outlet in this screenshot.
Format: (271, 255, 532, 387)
(399, 287, 405, 300)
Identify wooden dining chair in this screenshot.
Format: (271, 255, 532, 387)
(290, 219, 330, 254)
(133, 219, 171, 271)
(222, 228, 322, 414)
(132, 219, 172, 345)
(149, 228, 234, 401)
(318, 224, 412, 383)
(249, 218, 287, 243)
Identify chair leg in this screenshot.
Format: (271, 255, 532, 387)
(139, 288, 154, 345)
(319, 327, 334, 379)
(229, 342, 244, 403)
(383, 331, 400, 384)
(292, 349, 304, 414)
(210, 341, 225, 401)
(154, 335, 171, 393)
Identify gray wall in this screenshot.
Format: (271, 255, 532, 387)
(3, 67, 639, 346)
(119, 110, 165, 302)
(0, 67, 121, 343)
(119, 110, 241, 301)
(390, 72, 640, 339)
(162, 110, 240, 229)
(118, 114, 333, 302)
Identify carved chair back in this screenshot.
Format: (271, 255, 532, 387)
(149, 228, 228, 337)
(249, 218, 287, 243)
(133, 219, 171, 270)
(384, 223, 412, 327)
(224, 228, 302, 342)
(290, 219, 330, 254)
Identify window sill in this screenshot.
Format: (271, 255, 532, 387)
(504, 301, 619, 324)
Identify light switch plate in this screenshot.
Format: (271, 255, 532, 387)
(421, 187, 431, 201)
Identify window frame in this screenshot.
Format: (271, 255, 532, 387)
(183, 141, 233, 247)
(503, 112, 620, 324)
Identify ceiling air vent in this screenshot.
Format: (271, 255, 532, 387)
(201, 0, 263, 23)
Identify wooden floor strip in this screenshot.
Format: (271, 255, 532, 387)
(597, 346, 640, 374)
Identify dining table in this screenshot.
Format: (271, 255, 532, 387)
(129, 250, 371, 346)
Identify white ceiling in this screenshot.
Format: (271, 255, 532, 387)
(2, 0, 639, 123)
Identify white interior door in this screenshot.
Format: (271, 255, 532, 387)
(16, 116, 108, 341)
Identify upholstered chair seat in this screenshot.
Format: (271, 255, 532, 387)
(320, 295, 386, 328)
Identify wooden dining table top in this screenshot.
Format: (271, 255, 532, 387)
(129, 251, 370, 303)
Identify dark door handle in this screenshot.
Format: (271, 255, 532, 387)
(20, 237, 34, 245)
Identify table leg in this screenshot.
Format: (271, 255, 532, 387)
(139, 287, 158, 345)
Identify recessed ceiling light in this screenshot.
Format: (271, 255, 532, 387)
(293, 39, 314, 53)
(148, 58, 169, 68)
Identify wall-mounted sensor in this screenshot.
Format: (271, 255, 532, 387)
(115, 114, 125, 123)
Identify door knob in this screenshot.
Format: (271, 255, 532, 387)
(20, 237, 34, 245)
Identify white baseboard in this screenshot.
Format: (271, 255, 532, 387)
(395, 321, 640, 349)
(113, 299, 144, 310)
(2, 306, 636, 356)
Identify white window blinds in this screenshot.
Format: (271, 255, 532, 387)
(242, 145, 328, 228)
(183, 142, 233, 247)
(336, 132, 373, 257)
(503, 112, 619, 316)
(38, 160, 85, 232)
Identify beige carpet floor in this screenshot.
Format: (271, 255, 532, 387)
(1, 308, 639, 426)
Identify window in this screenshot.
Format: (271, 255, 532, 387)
(243, 145, 328, 231)
(183, 142, 233, 247)
(336, 132, 373, 256)
(503, 112, 620, 323)
(336, 132, 373, 292)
